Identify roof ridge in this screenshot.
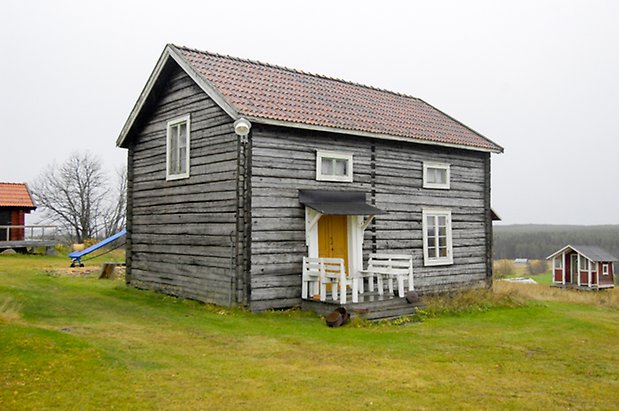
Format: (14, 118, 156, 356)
(173, 44, 421, 101)
(112, 43, 502, 153)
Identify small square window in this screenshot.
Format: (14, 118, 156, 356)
(316, 150, 353, 182)
(166, 114, 191, 180)
(423, 162, 450, 189)
(554, 259, 562, 269)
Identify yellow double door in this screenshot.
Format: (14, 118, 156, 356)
(318, 215, 349, 275)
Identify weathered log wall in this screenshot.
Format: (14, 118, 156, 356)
(123, 63, 492, 312)
(125, 62, 243, 306)
(250, 124, 491, 310)
(374, 139, 490, 293)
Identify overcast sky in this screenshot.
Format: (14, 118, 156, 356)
(1, 0, 617, 225)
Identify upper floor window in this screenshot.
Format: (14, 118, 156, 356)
(316, 150, 353, 182)
(422, 208, 453, 266)
(423, 162, 450, 189)
(166, 114, 191, 180)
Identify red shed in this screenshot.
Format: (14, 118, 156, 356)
(0, 183, 36, 241)
(547, 245, 616, 289)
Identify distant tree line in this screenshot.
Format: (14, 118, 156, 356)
(493, 225, 619, 260)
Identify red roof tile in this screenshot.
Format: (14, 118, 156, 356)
(0, 183, 36, 209)
(175, 45, 502, 153)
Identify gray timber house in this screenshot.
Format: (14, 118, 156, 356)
(117, 44, 504, 312)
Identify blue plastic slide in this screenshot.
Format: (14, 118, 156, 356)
(68, 229, 127, 267)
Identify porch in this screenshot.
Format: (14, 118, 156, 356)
(550, 283, 613, 291)
(302, 291, 421, 321)
(0, 225, 59, 250)
(301, 254, 420, 320)
(298, 190, 421, 320)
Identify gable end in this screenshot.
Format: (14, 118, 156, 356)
(117, 44, 237, 148)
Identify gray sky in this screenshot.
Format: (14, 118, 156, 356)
(1, 0, 617, 225)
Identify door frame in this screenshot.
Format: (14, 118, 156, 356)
(571, 253, 579, 285)
(305, 208, 366, 277)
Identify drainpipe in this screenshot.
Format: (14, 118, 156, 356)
(228, 230, 235, 307)
(244, 129, 253, 306)
(234, 118, 252, 306)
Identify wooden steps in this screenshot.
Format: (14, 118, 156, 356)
(301, 291, 422, 321)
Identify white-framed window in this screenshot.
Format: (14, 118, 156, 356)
(423, 162, 450, 189)
(554, 258, 562, 269)
(166, 114, 191, 180)
(579, 255, 589, 272)
(602, 263, 609, 276)
(316, 150, 353, 182)
(422, 208, 453, 266)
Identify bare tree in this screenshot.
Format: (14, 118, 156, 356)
(101, 165, 127, 237)
(31, 152, 115, 243)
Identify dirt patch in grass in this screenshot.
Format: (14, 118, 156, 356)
(43, 266, 126, 280)
(0, 297, 21, 322)
(44, 267, 99, 277)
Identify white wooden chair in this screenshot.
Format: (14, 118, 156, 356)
(302, 257, 322, 300)
(359, 254, 414, 298)
(321, 258, 348, 303)
(302, 257, 353, 304)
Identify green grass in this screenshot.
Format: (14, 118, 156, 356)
(528, 271, 553, 285)
(1, 254, 619, 410)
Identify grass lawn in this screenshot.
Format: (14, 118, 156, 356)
(1, 254, 619, 410)
(529, 272, 553, 285)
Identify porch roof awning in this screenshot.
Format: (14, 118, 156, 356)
(298, 190, 386, 215)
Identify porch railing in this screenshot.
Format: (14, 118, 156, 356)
(0, 225, 59, 242)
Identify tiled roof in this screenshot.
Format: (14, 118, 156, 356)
(175, 45, 502, 153)
(0, 183, 36, 209)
